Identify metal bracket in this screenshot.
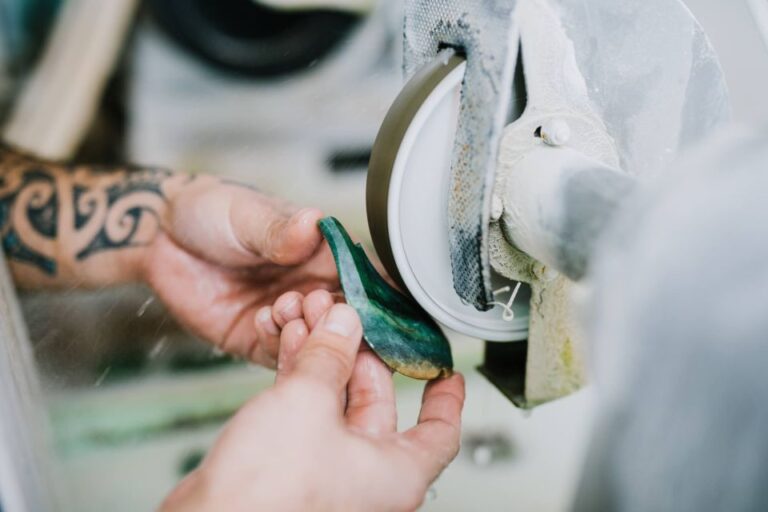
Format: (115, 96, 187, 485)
(477, 340, 530, 409)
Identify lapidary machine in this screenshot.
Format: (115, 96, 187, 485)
(363, 0, 729, 407)
(0, 1, 737, 509)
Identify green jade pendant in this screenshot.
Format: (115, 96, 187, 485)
(319, 217, 453, 380)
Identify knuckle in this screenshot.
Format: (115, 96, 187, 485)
(426, 391, 464, 416)
(347, 386, 384, 410)
(227, 198, 251, 251)
(264, 217, 286, 260)
(300, 338, 353, 377)
(282, 376, 337, 406)
(307, 289, 334, 306)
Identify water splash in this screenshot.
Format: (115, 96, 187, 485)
(137, 296, 155, 317)
(94, 366, 111, 387)
(149, 336, 168, 360)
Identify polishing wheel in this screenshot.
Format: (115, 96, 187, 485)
(367, 55, 530, 342)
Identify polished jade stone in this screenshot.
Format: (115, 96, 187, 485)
(319, 217, 453, 380)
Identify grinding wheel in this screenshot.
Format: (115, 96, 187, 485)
(367, 53, 529, 342)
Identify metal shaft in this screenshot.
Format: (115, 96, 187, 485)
(499, 146, 636, 281)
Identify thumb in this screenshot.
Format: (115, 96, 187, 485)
(230, 192, 325, 265)
(166, 180, 324, 268)
(291, 304, 363, 396)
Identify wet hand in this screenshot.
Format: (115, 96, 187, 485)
(142, 178, 339, 367)
(161, 298, 465, 512)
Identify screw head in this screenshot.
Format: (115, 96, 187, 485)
(540, 119, 571, 147)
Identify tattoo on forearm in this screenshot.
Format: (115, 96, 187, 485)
(0, 166, 58, 274)
(73, 168, 171, 261)
(0, 143, 181, 277)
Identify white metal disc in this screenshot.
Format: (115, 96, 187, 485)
(384, 60, 529, 342)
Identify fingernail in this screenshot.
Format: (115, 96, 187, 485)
(258, 307, 280, 335)
(322, 305, 359, 337)
(295, 208, 320, 226)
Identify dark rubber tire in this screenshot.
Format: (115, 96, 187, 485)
(148, 0, 361, 79)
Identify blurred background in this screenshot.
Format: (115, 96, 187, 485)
(0, 0, 766, 510)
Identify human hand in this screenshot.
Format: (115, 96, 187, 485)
(0, 145, 339, 366)
(143, 177, 339, 367)
(161, 294, 465, 512)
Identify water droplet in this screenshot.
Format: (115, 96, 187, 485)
(137, 296, 155, 317)
(94, 366, 111, 387)
(149, 336, 168, 359)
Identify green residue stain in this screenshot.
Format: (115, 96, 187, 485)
(560, 338, 574, 370)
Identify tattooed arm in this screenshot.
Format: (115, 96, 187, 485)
(0, 142, 338, 365)
(0, 143, 192, 288)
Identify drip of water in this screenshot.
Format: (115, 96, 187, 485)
(94, 366, 112, 387)
(137, 296, 155, 317)
(149, 336, 168, 359)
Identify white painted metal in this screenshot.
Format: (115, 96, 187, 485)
(495, 0, 729, 280)
(549, 0, 730, 176)
(500, 146, 634, 280)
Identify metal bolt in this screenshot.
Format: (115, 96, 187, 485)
(540, 118, 571, 147)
